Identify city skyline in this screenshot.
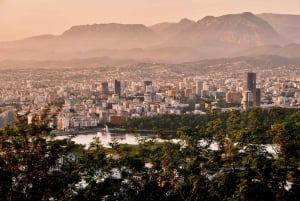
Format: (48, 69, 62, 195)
(0, 0, 300, 41)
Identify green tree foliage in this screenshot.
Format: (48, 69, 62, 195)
(0, 115, 81, 201)
(1, 107, 299, 201)
(124, 107, 300, 200)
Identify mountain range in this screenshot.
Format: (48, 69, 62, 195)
(0, 12, 300, 63)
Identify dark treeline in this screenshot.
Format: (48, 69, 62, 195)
(127, 107, 299, 142)
(0, 107, 300, 201)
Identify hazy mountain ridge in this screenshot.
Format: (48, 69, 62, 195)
(1, 55, 299, 81)
(150, 18, 196, 39)
(0, 23, 160, 51)
(258, 13, 300, 43)
(0, 56, 142, 69)
(61, 23, 159, 49)
(169, 12, 285, 48)
(183, 55, 300, 67)
(0, 12, 299, 63)
(170, 55, 300, 75)
(149, 22, 175, 34)
(243, 43, 300, 58)
(2, 43, 300, 64)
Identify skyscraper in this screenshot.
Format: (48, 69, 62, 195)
(243, 72, 260, 109)
(244, 72, 256, 92)
(196, 81, 203, 96)
(143, 81, 152, 93)
(254, 88, 261, 106)
(114, 80, 121, 96)
(101, 82, 109, 94)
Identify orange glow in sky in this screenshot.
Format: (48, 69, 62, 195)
(0, 0, 299, 41)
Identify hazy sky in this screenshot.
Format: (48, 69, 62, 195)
(0, 0, 299, 41)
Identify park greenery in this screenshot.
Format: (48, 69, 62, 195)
(0, 106, 300, 201)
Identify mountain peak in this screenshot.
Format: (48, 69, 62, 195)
(24, 34, 56, 41)
(198, 12, 256, 24)
(179, 18, 195, 24)
(241, 12, 255, 16)
(1, 12, 298, 62)
(197, 16, 216, 25)
(150, 18, 195, 38)
(258, 13, 300, 43)
(174, 12, 285, 47)
(62, 23, 152, 36)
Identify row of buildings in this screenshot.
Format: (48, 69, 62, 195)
(1, 67, 299, 130)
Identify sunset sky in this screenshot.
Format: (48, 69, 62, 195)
(0, 0, 299, 41)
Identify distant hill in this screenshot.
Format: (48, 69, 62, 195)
(60, 23, 159, 50)
(0, 56, 142, 70)
(150, 18, 196, 39)
(0, 12, 299, 63)
(0, 55, 299, 81)
(0, 23, 159, 51)
(149, 22, 175, 35)
(184, 54, 300, 67)
(1, 54, 298, 71)
(169, 12, 285, 48)
(243, 43, 300, 58)
(176, 55, 300, 75)
(258, 13, 300, 43)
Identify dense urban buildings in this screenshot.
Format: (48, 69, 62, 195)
(0, 63, 299, 129)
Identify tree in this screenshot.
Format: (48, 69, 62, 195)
(270, 120, 300, 200)
(0, 114, 81, 201)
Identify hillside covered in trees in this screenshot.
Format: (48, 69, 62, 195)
(0, 107, 300, 201)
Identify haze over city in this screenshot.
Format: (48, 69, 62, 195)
(0, 1, 300, 200)
(0, 0, 300, 41)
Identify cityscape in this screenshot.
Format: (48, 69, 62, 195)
(0, 1, 300, 200)
(0, 62, 299, 129)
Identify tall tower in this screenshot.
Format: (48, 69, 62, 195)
(196, 81, 203, 96)
(245, 72, 256, 92)
(243, 72, 260, 109)
(254, 88, 261, 106)
(143, 81, 152, 93)
(114, 80, 121, 96)
(101, 82, 109, 94)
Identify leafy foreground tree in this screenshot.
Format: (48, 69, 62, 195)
(122, 107, 300, 201)
(0, 115, 82, 201)
(0, 115, 132, 201)
(1, 107, 299, 201)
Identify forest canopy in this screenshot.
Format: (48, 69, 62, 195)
(0, 107, 300, 201)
